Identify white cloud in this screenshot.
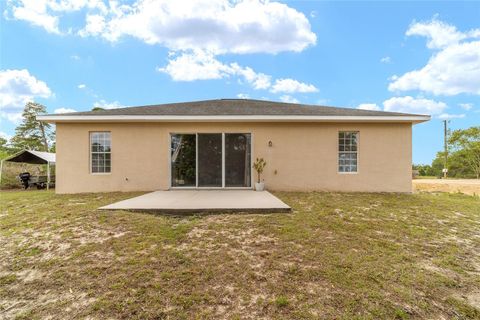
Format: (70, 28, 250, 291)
(383, 96, 447, 115)
(357, 103, 381, 111)
(78, 84, 86, 89)
(358, 98, 457, 116)
(158, 51, 316, 93)
(70, 54, 80, 60)
(54, 107, 76, 114)
(0, 112, 24, 124)
(406, 18, 473, 49)
(9, 0, 61, 34)
(236, 93, 250, 99)
(389, 18, 480, 96)
(93, 100, 126, 110)
(7, 1, 318, 93)
(0, 131, 12, 141)
(459, 103, 473, 111)
(438, 113, 465, 120)
(78, 14, 106, 37)
(78, 0, 316, 55)
(0, 69, 52, 123)
(230, 63, 271, 90)
(157, 51, 232, 81)
(270, 78, 318, 94)
(380, 56, 391, 63)
(6, 0, 108, 35)
(389, 41, 480, 95)
(157, 51, 272, 89)
(279, 95, 299, 104)
(45, 0, 107, 13)
(8, 1, 316, 55)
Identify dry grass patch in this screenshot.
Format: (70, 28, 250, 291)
(0, 190, 479, 319)
(413, 179, 480, 196)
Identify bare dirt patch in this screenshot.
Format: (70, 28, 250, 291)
(413, 179, 480, 196)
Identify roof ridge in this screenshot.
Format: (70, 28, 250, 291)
(39, 98, 430, 118)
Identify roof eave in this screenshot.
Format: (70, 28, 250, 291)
(37, 115, 431, 124)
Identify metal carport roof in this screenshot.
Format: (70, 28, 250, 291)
(2, 150, 56, 164)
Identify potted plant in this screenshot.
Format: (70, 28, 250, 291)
(253, 158, 267, 191)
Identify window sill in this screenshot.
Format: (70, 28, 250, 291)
(337, 172, 358, 175)
(90, 172, 112, 175)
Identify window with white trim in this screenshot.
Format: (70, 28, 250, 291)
(90, 132, 111, 173)
(338, 131, 358, 173)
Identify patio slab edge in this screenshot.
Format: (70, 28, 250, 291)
(99, 207, 292, 215)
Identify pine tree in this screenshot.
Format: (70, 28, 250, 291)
(10, 102, 53, 151)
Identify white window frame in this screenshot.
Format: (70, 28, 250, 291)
(338, 131, 359, 174)
(89, 131, 111, 175)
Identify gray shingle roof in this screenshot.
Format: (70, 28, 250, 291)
(48, 99, 426, 117)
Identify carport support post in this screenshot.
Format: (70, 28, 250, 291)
(47, 161, 50, 190)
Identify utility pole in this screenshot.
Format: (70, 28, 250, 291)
(443, 120, 448, 179)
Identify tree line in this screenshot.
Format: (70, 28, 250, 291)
(414, 126, 480, 179)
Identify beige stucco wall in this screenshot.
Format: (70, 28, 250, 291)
(55, 122, 412, 193)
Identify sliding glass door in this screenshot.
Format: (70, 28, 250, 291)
(170, 133, 251, 188)
(225, 133, 251, 187)
(198, 134, 222, 187)
(170, 134, 196, 187)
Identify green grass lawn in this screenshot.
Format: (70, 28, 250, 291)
(1, 190, 479, 319)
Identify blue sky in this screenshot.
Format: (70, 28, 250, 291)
(1, 0, 479, 164)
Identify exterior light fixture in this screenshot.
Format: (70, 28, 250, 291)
(268, 141, 273, 147)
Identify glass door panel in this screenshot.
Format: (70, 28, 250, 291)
(225, 133, 251, 187)
(171, 134, 196, 187)
(198, 134, 222, 187)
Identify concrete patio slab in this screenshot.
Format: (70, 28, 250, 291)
(99, 190, 291, 214)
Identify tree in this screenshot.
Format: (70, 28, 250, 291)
(10, 102, 54, 152)
(0, 137, 11, 159)
(0, 137, 7, 150)
(432, 152, 447, 177)
(412, 164, 437, 177)
(430, 151, 478, 178)
(448, 126, 480, 179)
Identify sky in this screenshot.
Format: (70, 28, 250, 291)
(0, 0, 479, 164)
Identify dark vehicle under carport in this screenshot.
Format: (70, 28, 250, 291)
(0, 150, 55, 190)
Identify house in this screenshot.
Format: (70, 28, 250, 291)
(37, 99, 430, 194)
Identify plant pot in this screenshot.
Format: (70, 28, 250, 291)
(255, 182, 265, 191)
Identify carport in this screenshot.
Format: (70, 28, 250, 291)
(0, 150, 56, 190)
